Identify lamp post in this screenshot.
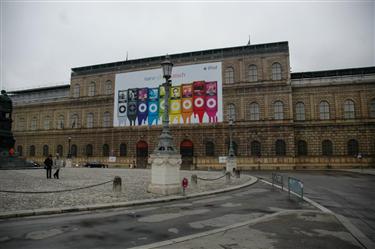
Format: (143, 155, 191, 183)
(148, 55, 182, 195)
(68, 136, 71, 158)
(226, 117, 237, 172)
(155, 56, 177, 154)
(228, 118, 235, 158)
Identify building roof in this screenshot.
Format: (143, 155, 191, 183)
(71, 41, 289, 76)
(8, 84, 70, 95)
(291, 66, 375, 79)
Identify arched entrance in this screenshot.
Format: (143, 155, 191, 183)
(136, 141, 148, 168)
(180, 139, 194, 170)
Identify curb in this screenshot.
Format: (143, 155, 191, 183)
(0, 176, 258, 219)
(260, 179, 374, 249)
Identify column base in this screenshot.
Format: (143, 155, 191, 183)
(148, 153, 182, 195)
(226, 157, 237, 173)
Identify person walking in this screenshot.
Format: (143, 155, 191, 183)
(44, 154, 53, 179)
(53, 153, 64, 179)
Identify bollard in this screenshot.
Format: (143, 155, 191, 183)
(235, 169, 240, 178)
(113, 176, 122, 194)
(191, 174, 198, 186)
(225, 171, 231, 184)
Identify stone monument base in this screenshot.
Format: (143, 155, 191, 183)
(226, 156, 237, 173)
(148, 153, 182, 195)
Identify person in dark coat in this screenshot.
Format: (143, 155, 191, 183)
(44, 154, 53, 179)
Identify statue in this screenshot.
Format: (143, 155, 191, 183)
(0, 90, 15, 155)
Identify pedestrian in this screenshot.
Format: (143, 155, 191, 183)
(44, 154, 53, 179)
(53, 153, 64, 179)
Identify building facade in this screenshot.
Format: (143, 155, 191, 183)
(9, 42, 375, 169)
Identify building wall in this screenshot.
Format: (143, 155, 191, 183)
(10, 43, 375, 169)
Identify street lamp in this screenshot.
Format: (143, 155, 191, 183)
(228, 118, 235, 158)
(148, 55, 182, 195)
(155, 55, 176, 154)
(226, 117, 237, 172)
(68, 136, 71, 158)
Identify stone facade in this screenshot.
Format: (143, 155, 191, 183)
(9, 42, 375, 169)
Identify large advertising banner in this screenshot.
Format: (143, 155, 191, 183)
(114, 62, 222, 127)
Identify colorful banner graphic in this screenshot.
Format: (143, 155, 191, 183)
(114, 62, 222, 127)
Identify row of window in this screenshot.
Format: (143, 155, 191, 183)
(19, 139, 362, 157)
(224, 62, 282, 84)
(72, 80, 113, 98)
(17, 112, 112, 130)
(227, 99, 375, 121)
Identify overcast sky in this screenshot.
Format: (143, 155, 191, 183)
(1, 0, 374, 91)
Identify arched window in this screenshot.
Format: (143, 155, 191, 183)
(73, 84, 80, 98)
(297, 140, 308, 156)
(18, 118, 25, 131)
(29, 145, 36, 156)
(251, 140, 261, 156)
(347, 139, 359, 156)
(274, 101, 284, 120)
(224, 67, 234, 84)
(319, 101, 330, 120)
(43, 145, 49, 157)
(71, 114, 79, 128)
(58, 115, 64, 129)
(30, 117, 37, 131)
(71, 144, 77, 157)
(296, 102, 305, 121)
(17, 145, 23, 156)
(205, 141, 215, 156)
(102, 144, 109, 157)
(86, 144, 93, 157)
(228, 103, 236, 121)
(275, 140, 286, 156)
(88, 82, 96, 96)
(105, 80, 112, 95)
(120, 143, 127, 156)
(248, 65, 257, 82)
(56, 145, 63, 157)
(271, 63, 282, 80)
(322, 140, 333, 156)
(249, 102, 260, 121)
(87, 113, 94, 128)
(44, 116, 51, 130)
(344, 100, 355, 119)
(370, 99, 375, 118)
(103, 112, 111, 127)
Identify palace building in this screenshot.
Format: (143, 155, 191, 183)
(9, 41, 375, 169)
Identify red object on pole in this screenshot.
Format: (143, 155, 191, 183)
(9, 148, 14, 156)
(182, 177, 188, 189)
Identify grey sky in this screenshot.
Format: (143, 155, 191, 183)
(1, 1, 374, 91)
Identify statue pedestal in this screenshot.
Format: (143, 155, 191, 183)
(148, 153, 181, 195)
(226, 156, 237, 173)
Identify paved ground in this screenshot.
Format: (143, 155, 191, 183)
(0, 168, 248, 212)
(0, 181, 362, 249)
(251, 170, 375, 246)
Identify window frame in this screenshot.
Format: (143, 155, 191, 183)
(271, 63, 282, 81)
(248, 64, 257, 82)
(224, 67, 235, 84)
(88, 82, 96, 97)
(249, 102, 260, 121)
(344, 99, 355, 119)
(295, 102, 306, 121)
(319, 101, 330, 120)
(274, 101, 284, 120)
